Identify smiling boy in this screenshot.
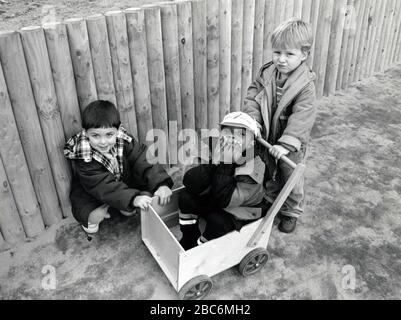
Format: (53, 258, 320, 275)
(243, 18, 317, 233)
(64, 100, 173, 234)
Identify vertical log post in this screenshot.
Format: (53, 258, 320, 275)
(285, 0, 295, 21)
(206, 0, 220, 129)
(361, 0, 377, 79)
(105, 10, 138, 139)
(373, 0, 389, 72)
(43, 22, 82, 139)
(143, 4, 169, 163)
(312, 0, 334, 98)
(354, 0, 372, 82)
(308, 0, 320, 67)
(324, 0, 347, 96)
(219, 0, 232, 120)
(177, 0, 196, 131)
(86, 14, 116, 106)
(293, 0, 303, 19)
(20, 26, 72, 219)
(192, 0, 208, 133)
(0, 31, 49, 236)
(231, 0, 244, 112)
(378, 0, 396, 72)
(241, 0, 255, 106)
(177, 0, 196, 164)
(252, 0, 265, 80)
(301, 0, 312, 22)
(159, 2, 182, 166)
(274, 0, 286, 24)
(341, 0, 357, 89)
(387, 1, 401, 65)
(65, 18, 98, 111)
(262, 0, 276, 64)
(0, 157, 25, 244)
(125, 8, 153, 145)
(0, 61, 53, 229)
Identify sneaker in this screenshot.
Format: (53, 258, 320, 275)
(278, 215, 297, 233)
(120, 208, 138, 217)
(82, 223, 99, 234)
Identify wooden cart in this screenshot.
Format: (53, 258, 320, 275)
(141, 138, 305, 300)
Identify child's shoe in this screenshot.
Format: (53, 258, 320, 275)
(278, 215, 297, 233)
(179, 235, 198, 250)
(82, 222, 99, 234)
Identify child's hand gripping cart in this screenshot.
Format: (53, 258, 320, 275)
(140, 137, 305, 300)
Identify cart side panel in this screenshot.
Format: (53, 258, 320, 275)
(177, 219, 271, 291)
(151, 186, 183, 228)
(141, 205, 184, 291)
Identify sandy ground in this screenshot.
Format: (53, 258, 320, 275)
(1, 62, 400, 300)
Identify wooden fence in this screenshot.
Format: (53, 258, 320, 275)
(1, 0, 401, 247)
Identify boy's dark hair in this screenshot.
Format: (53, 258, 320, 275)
(82, 100, 121, 130)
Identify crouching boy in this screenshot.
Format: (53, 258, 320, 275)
(64, 100, 173, 234)
(178, 111, 267, 250)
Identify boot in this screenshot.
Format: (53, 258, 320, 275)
(179, 224, 201, 250)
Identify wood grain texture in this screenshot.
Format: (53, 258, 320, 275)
(65, 18, 98, 111)
(0, 157, 26, 244)
(43, 22, 82, 139)
(20, 26, 72, 219)
(105, 11, 138, 138)
(0, 31, 57, 235)
(86, 14, 117, 105)
(125, 8, 153, 144)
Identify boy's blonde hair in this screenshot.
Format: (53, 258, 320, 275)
(271, 18, 313, 54)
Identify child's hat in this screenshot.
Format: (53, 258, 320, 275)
(220, 111, 258, 136)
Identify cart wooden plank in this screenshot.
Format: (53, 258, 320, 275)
(177, 218, 271, 291)
(141, 203, 184, 291)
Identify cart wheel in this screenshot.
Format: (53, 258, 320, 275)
(239, 248, 269, 276)
(178, 275, 213, 300)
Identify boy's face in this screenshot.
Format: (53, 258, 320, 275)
(87, 127, 118, 155)
(220, 126, 254, 152)
(272, 47, 307, 75)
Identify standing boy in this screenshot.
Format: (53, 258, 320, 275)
(243, 18, 317, 233)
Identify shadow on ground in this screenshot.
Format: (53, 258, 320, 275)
(1, 64, 401, 300)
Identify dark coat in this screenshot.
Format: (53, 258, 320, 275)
(69, 137, 173, 225)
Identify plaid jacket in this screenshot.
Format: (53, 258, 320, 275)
(64, 126, 132, 181)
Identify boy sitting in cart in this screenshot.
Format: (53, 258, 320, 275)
(178, 111, 268, 250)
(64, 100, 173, 235)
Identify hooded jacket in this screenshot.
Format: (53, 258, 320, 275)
(243, 61, 316, 178)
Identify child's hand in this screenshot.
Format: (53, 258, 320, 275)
(133, 195, 153, 210)
(154, 185, 172, 206)
(269, 144, 290, 160)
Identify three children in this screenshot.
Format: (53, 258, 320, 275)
(65, 17, 316, 247)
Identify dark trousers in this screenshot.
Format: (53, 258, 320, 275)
(178, 189, 250, 242)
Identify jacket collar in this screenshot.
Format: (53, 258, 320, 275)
(64, 126, 132, 180)
(257, 61, 315, 128)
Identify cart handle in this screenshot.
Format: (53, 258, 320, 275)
(257, 137, 297, 169)
(247, 137, 304, 248)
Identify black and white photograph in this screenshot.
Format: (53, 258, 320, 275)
(0, 0, 400, 305)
